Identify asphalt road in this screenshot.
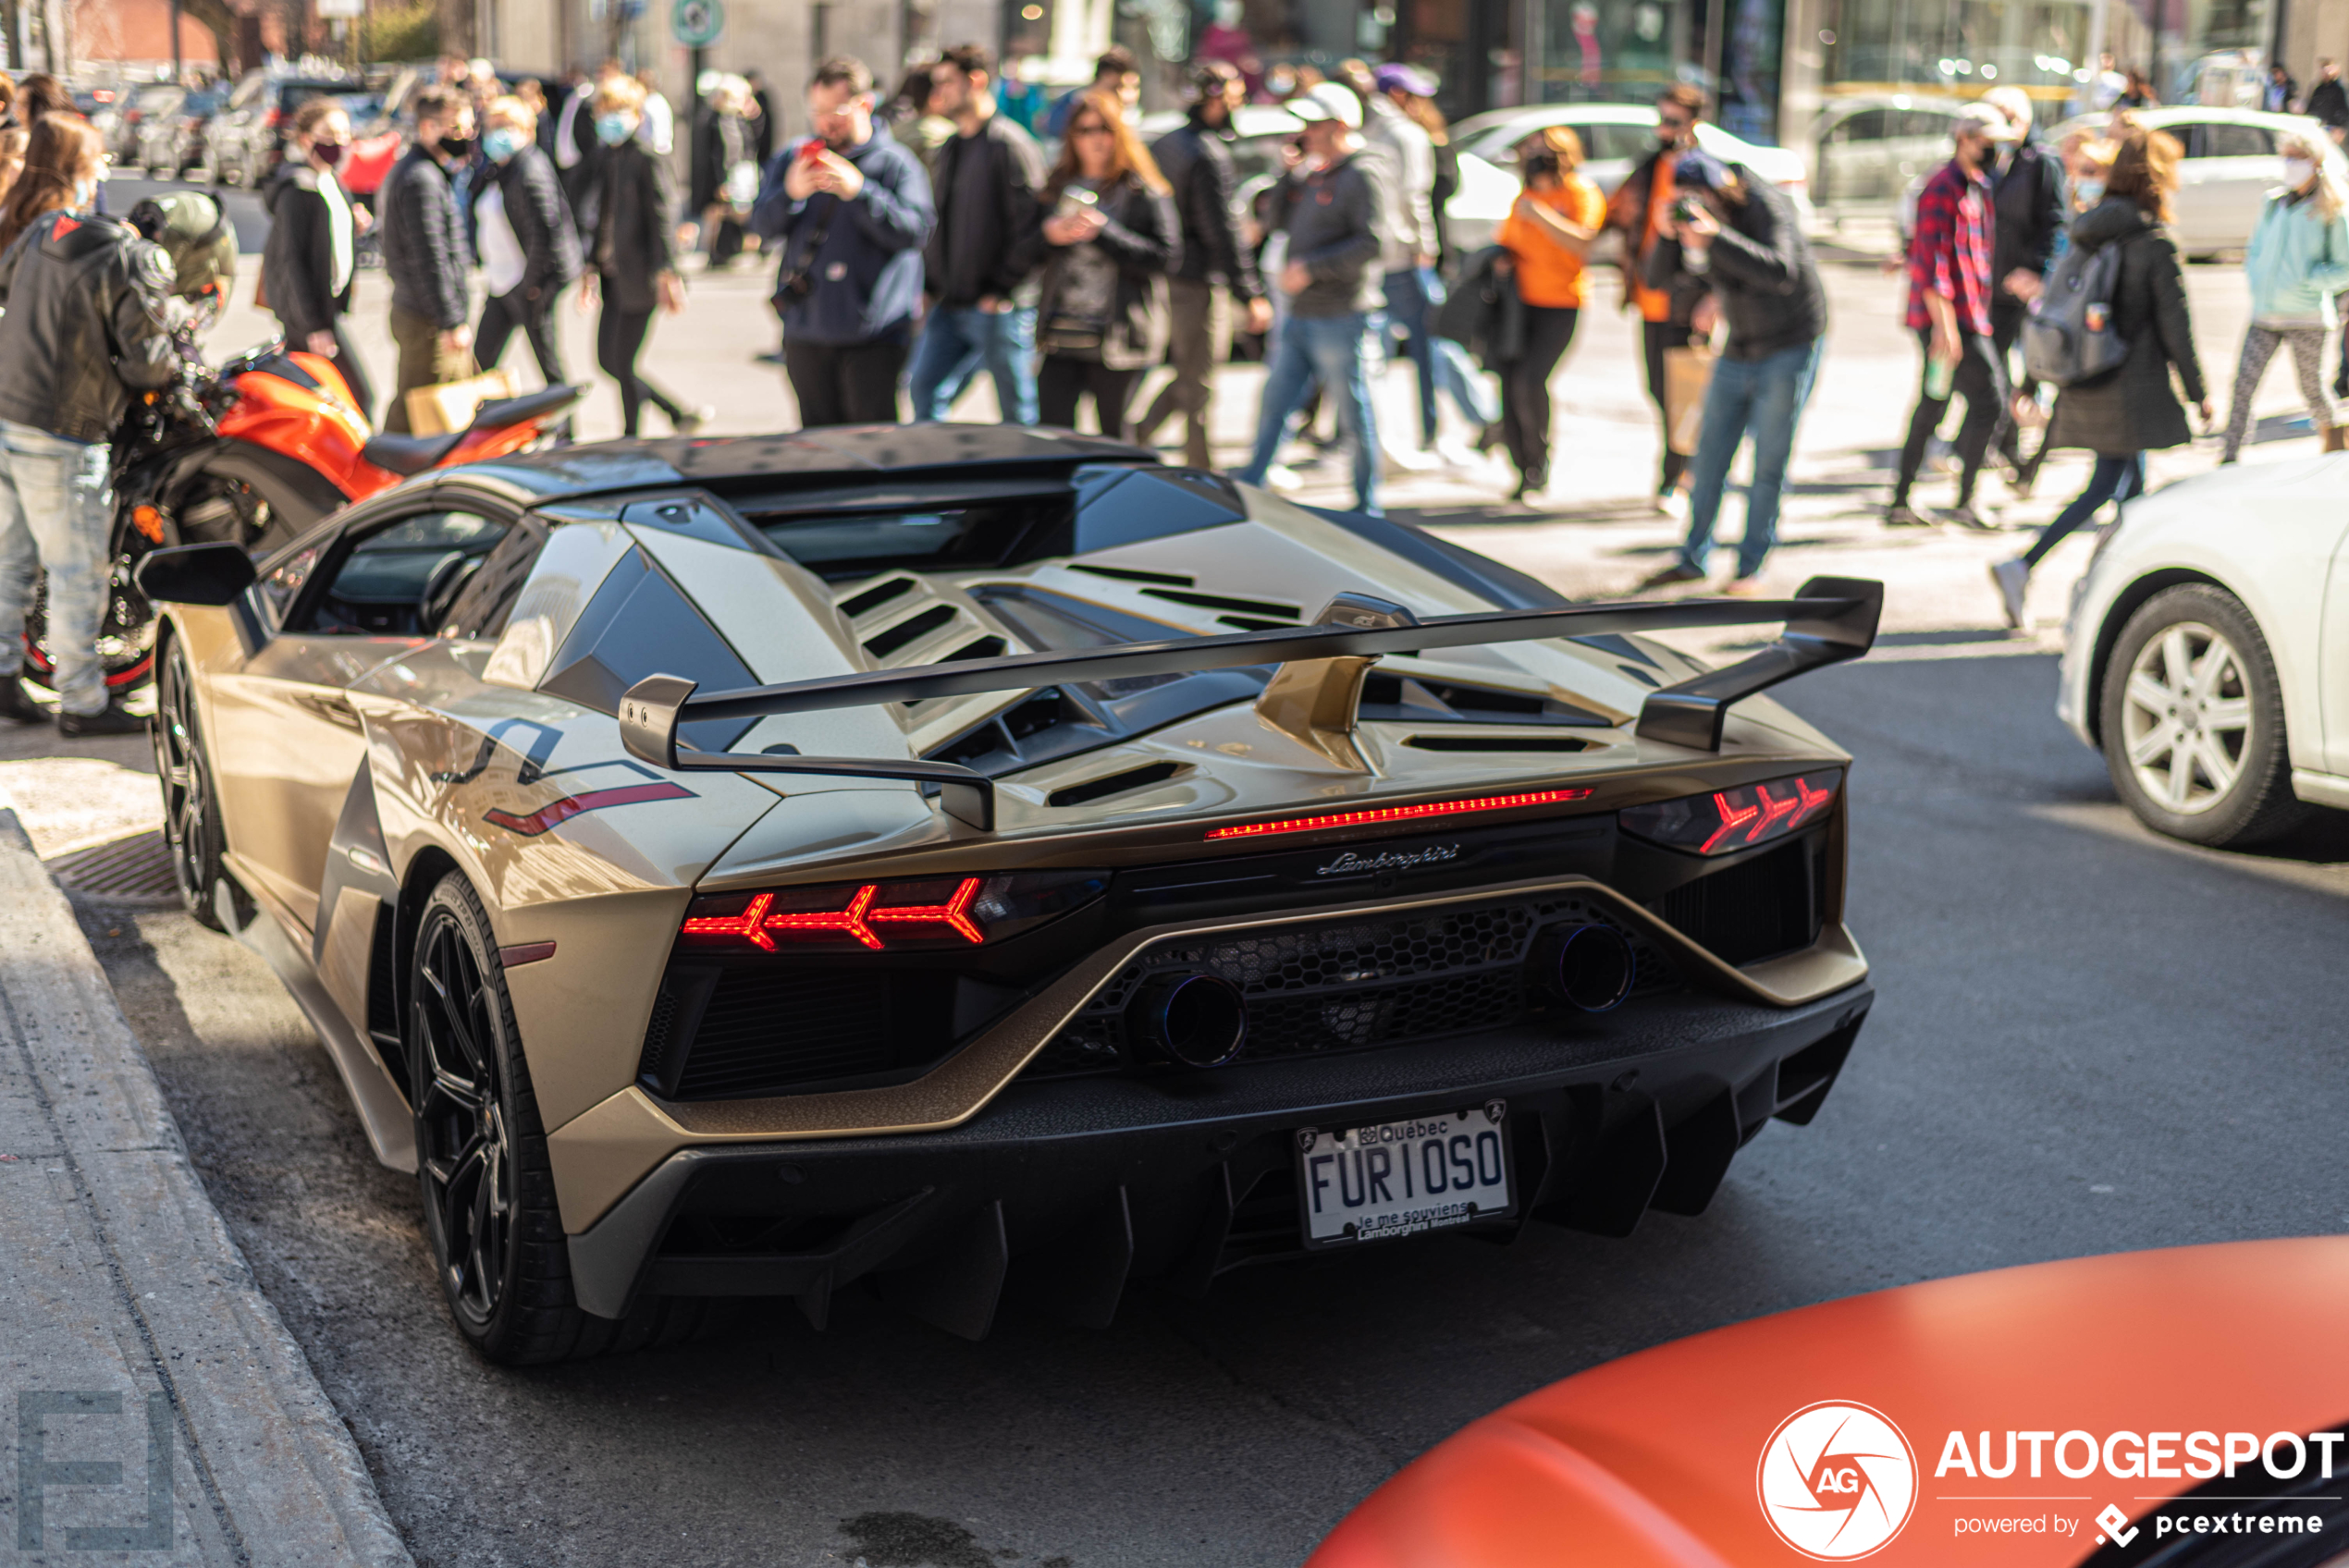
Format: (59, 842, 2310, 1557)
(71, 649, 2349, 1568)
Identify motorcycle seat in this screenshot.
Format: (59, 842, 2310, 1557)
(469, 385, 583, 430)
(361, 430, 465, 476)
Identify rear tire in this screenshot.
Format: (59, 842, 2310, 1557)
(2097, 583, 2313, 848)
(408, 874, 717, 1365)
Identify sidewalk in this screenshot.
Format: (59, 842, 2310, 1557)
(0, 790, 409, 1567)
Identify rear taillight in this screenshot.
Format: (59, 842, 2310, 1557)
(264, 106, 281, 129)
(1617, 769, 1840, 856)
(681, 870, 1107, 952)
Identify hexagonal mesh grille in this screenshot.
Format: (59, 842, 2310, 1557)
(1023, 892, 1680, 1078)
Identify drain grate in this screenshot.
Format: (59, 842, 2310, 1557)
(49, 830, 181, 906)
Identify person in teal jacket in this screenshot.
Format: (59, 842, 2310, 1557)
(2220, 135, 2349, 460)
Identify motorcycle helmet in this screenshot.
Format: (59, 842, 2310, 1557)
(128, 192, 238, 326)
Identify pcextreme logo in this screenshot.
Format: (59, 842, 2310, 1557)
(1758, 1402, 1920, 1560)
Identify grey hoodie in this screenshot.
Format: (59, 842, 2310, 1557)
(1278, 149, 1390, 318)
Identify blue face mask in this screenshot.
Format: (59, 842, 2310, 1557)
(2076, 178, 2106, 205)
(483, 127, 525, 163)
(596, 113, 633, 147)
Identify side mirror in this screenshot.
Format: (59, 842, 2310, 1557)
(134, 542, 256, 606)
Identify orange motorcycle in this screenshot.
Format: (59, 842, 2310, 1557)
(22, 336, 580, 697)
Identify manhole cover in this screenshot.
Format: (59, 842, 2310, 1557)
(49, 830, 182, 907)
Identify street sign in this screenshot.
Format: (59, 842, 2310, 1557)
(670, 0, 723, 48)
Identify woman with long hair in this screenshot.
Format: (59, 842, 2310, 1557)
(577, 74, 707, 435)
(1490, 127, 1605, 498)
(260, 98, 375, 414)
(1033, 88, 1179, 438)
(0, 127, 26, 207)
(2219, 133, 2349, 460)
(1991, 129, 2209, 628)
(0, 114, 177, 733)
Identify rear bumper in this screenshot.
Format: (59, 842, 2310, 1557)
(566, 980, 1874, 1332)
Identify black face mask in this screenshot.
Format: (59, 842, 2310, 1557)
(438, 134, 475, 160)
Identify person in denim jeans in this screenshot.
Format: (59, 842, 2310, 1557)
(1634, 151, 1827, 593)
(907, 44, 1047, 423)
(0, 115, 178, 732)
(1236, 84, 1389, 515)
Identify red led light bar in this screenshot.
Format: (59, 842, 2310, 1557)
(1203, 788, 1594, 842)
(682, 879, 989, 950)
(1619, 770, 1842, 857)
(1698, 791, 1762, 854)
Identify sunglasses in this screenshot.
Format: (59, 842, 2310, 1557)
(1070, 120, 1112, 137)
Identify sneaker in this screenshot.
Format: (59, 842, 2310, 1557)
(1990, 557, 2030, 630)
(56, 703, 146, 738)
(1720, 575, 1768, 597)
(1636, 563, 1706, 592)
(1937, 502, 1999, 532)
(1884, 503, 1934, 528)
(1654, 488, 1688, 521)
(1263, 464, 1303, 492)
(671, 405, 717, 435)
(1434, 435, 1483, 468)
(0, 674, 43, 724)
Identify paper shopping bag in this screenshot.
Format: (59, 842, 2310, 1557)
(1663, 344, 1716, 457)
(403, 366, 518, 436)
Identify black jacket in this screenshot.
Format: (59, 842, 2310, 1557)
(592, 139, 678, 314)
(1150, 112, 1262, 300)
(2308, 76, 2349, 129)
(378, 145, 468, 329)
(1034, 174, 1181, 371)
(1433, 243, 1528, 365)
(484, 142, 582, 302)
(1642, 170, 1825, 361)
(1991, 135, 2068, 301)
(2045, 199, 2208, 456)
(0, 211, 178, 443)
(1274, 149, 1388, 318)
(1605, 146, 1710, 327)
(923, 115, 1049, 306)
(259, 164, 354, 340)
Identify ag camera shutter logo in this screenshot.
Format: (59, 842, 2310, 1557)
(1756, 1402, 1918, 1560)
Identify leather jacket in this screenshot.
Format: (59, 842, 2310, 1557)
(0, 211, 178, 444)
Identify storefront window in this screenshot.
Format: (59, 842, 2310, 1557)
(1816, 0, 2093, 104)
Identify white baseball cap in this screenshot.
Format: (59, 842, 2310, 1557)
(1286, 81, 1363, 130)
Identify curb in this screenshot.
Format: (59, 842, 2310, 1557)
(0, 803, 412, 1567)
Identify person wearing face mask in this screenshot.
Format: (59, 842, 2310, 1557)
(377, 85, 477, 433)
(0, 115, 177, 735)
(2218, 135, 2349, 462)
(260, 98, 376, 416)
(473, 94, 582, 391)
(578, 74, 706, 435)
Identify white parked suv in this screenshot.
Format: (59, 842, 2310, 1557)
(2059, 453, 2349, 846)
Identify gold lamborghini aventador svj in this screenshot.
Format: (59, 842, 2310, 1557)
(134, 424, 1879, 1363)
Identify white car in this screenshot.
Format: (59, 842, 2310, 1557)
(2046, 106, 2348, 255)
(2058, 453, 2349, 847)
(1450, 103, 1812, 213)
(1809, 94, 1973, 219)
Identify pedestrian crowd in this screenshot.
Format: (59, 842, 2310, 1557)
(0, 41, 2346, 735)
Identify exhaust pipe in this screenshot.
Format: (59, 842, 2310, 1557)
(1533, 923, 1635, 1013)
(1126, 972, 1249, 1068)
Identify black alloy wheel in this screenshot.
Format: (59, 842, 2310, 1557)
(404, 873, 719, 1364)
(153, 640, 228, 930)
(411, 884, 519, 1335)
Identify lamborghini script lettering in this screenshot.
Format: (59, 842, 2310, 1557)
(1314, 844, 1461, 877)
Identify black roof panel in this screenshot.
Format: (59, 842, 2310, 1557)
(453, 424, 1154, 502)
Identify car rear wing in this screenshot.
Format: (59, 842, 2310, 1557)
(618, 575, 1883, 832)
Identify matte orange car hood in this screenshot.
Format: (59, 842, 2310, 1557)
(1310, 1238, 2349, 1567)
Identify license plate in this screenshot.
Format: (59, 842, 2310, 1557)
(1295, 1101, 1513, 1249)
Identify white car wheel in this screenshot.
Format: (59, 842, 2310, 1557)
(2098, 583, 2311, 847)
(2119, 620, 2251, 815)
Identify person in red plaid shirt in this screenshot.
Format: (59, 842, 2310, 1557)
(1888, 104, 2014, 530)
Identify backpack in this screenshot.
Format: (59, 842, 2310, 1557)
(2021, 238, 2129, 386)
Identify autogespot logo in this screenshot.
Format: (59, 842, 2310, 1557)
(1758, 1402, 1920, 1560)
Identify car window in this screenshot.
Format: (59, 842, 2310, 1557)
(1593, 123, 1655, 161)
(436, 521, 547, 642)
(1900, 110, 1959, 138)
(2202, 123, 2272, 156)
(1834, 109, 1892, 141)
(310, 511, 512, 636)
